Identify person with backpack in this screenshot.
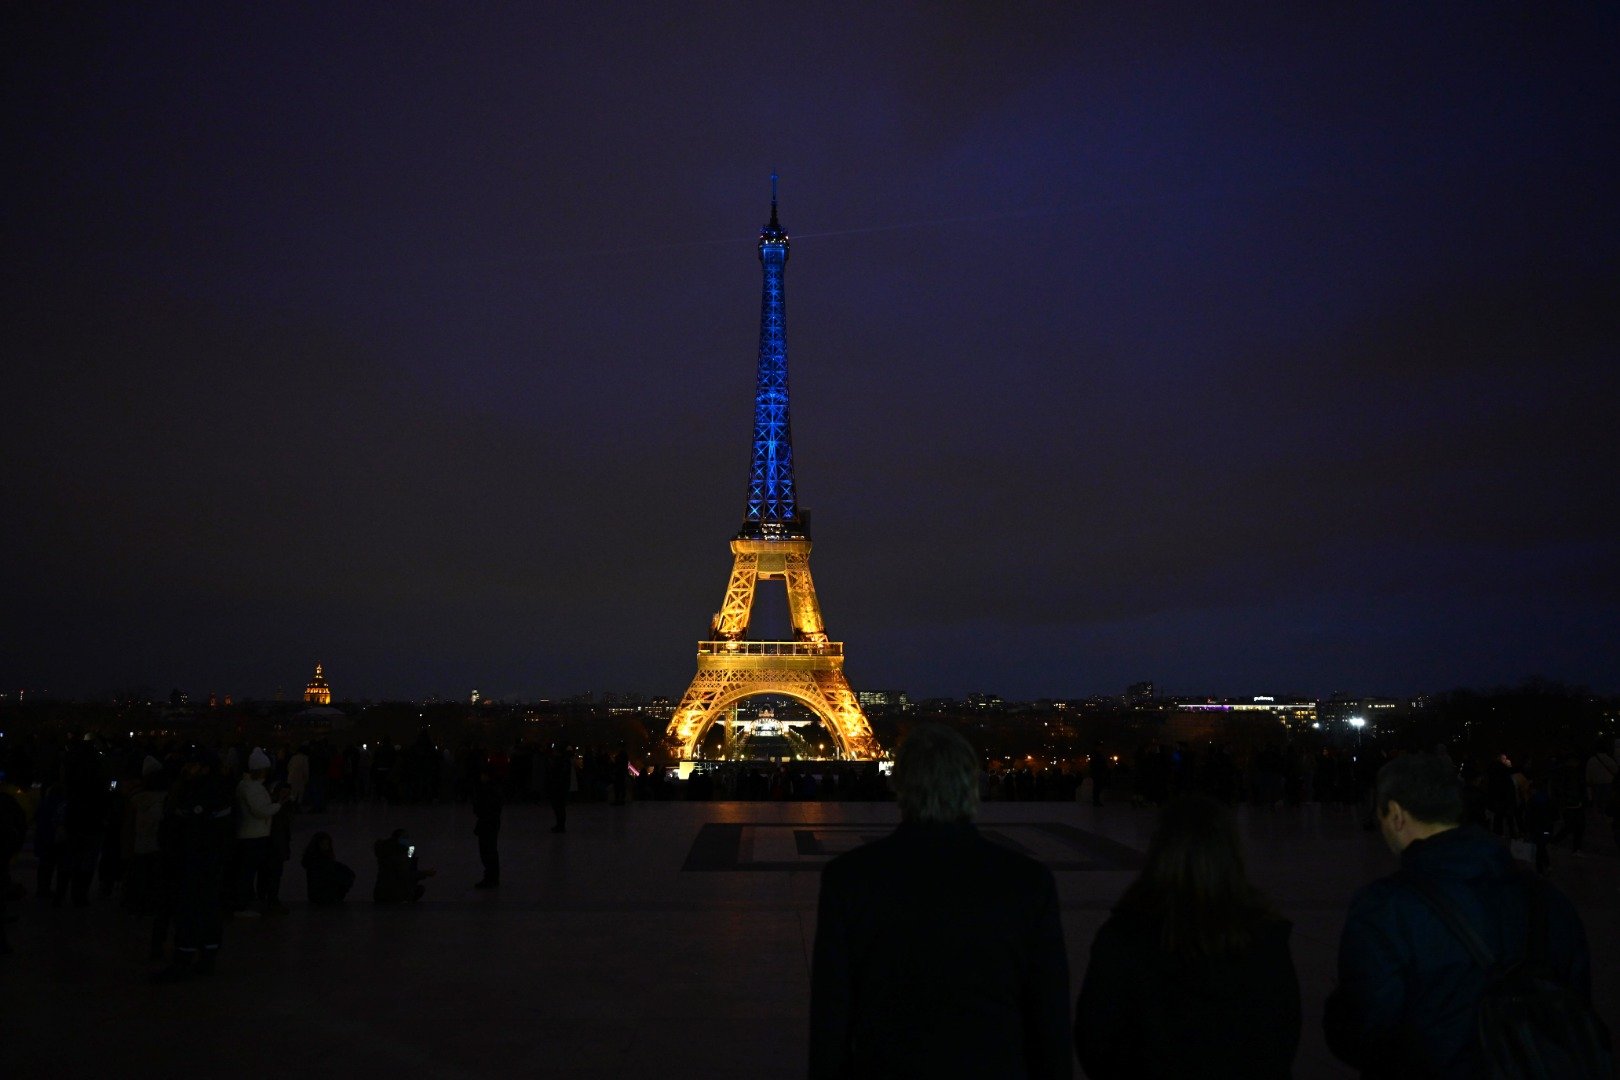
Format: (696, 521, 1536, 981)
(1324, 752, 1610, 1078)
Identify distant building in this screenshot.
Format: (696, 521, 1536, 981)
(1319, 693, 1404, 731)
(1175, 696, 1317, 730)
(857, 690, 909, 710)
(303, 663, 332, 706)
(1126, 681, 1155, 704)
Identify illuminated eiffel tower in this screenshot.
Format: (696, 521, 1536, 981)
(665, 177, 878, 761)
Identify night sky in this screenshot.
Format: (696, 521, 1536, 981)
(5, 4, 1617, 703)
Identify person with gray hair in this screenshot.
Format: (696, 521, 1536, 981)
(809, 724, 1071, 1079)
(891, 721, 981, 823)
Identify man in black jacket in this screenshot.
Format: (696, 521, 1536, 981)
(809, 724, 1071, 1080)
(1324, 752, 1596, 1077)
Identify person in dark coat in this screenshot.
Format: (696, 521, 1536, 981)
(0, 781, 27, 955)
(1324, 752, 1599, 1078)
(32, 780, 66, 899)
(1073, 796, 1300, 1079)
(54, 743, 110, 907)
(153, 751, 234, 980)
(260, 781, 293, 915)
(373, 829, 434, 904)
(611, 747, 630, 806)
(809, 724, 1071, 1080)
(300, 832, 355, 905)
(545, 745, 572, 833)
(1088, 748, 1112, 807)
(472, 766, 502, 888)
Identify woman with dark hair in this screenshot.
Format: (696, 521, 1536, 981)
(1074, 795, 1300, 1079)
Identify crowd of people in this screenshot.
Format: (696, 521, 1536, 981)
(0, 731, 614, 974)
(810, 725, 1615, 1079)
(2, 725, 1616, 1075)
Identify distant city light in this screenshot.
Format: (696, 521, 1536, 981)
(1348, 716, 1367, 729)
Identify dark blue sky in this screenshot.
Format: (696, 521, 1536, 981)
(4, 4, 1617, 702)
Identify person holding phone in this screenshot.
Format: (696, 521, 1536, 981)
(373, 828, 434, 904)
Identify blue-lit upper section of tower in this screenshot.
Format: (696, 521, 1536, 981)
(741, 174, 803, 539)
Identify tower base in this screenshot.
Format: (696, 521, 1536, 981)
(664, 642, 878, 761)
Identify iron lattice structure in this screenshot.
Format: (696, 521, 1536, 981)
(666, 179, 878, 761)
(743, 177, 800, 537)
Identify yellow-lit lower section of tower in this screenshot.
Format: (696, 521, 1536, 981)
(665, 537, 878, 760)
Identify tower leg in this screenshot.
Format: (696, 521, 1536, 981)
(713, 552, 758, 639)
(783, 552, 828, 642)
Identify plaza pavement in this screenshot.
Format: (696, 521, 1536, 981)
(3, 796, 1616, 1079)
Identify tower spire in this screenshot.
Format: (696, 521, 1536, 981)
(743, 172, 799, 537)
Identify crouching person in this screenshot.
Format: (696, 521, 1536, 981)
(373, 829, 434, 904)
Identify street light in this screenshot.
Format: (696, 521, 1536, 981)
(1348, 715, 1367, 756)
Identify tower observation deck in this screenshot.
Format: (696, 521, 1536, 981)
(663, 177, 878, 761)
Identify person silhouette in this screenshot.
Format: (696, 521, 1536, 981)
(1073, 795, 1300, 1079)
(810, 724, 1070, 1079)
(373, 829, 435, 904)
(472, 767, 502, 888)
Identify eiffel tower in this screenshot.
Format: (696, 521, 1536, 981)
(664, 177, 879, 761)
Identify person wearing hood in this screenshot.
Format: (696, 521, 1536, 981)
(1324, 752, 1601, 1076)
(231, 748, 281, 916)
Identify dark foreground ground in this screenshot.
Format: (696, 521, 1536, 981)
(4, 797, 1616, 1079)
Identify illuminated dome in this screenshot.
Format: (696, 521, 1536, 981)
(303, 663, 332, 706)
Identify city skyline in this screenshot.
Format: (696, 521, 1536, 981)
(0, 660, 1568, 712)
(5, 6, 1617, 701)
